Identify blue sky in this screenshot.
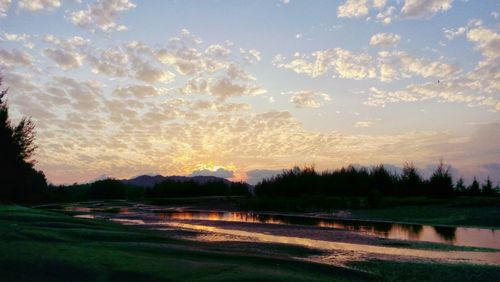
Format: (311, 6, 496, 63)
(0, 0, 499, 184)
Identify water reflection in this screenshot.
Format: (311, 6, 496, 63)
(162, 222, 500, 265)
(62, 203, 500, 249)
(434, 226, 457, 242)
(153, 211, 499, 249)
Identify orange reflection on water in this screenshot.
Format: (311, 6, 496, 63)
(163, 222, 500, 265)
(153, 211, 500, 249)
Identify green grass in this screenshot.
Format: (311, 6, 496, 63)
(349, 259, 500, 282)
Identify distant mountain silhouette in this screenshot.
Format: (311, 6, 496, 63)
(122, 174, 231, 188)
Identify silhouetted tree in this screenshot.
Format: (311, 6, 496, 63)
(399, 162, 423, 196)
(482, 177, 495, 196)
(454, 178, 466, 195)
(87, 179, 127, 199)
(0, 77, 47, 202)
(494, 184, 500, 195)
(147, 179, 247, 198)
(469, 177, 481, 196)
(427, 161, 454, 198)
(370, 165, 396, 196)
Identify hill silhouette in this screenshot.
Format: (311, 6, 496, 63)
(122, 174, 232, 188)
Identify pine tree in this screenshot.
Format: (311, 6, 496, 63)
(427, 160, 454, 198)
(482, 177, 495, 196)
(468, 177, 481, 196)
(400, 162, 423, 196)
(0, 77, 47, 202)
(455, 178, 466, 195)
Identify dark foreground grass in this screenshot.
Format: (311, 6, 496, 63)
(0, 205, 369, 282)
(349, 259, 500, 282)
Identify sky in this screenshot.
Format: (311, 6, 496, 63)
(0, 0, 499, 185)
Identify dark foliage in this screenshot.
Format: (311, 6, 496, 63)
(455, 178, 466, 194)
(399, 162, 423, 197)
(88, 179, 128, 200)
(482, 177, 495, 196)
(426, 160, 454, 198)
(146, 179, 249, 198)
(0, 78, 47, 203)
(255, 162, 497, 199)
(469, 178, 481, 196)
(48, 178, 248, 201)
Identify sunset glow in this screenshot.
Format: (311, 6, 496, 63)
(1, 0, 498, 184)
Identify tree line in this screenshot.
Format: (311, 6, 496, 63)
(49, 178, 249, 202)
(255, 163, 499, 198)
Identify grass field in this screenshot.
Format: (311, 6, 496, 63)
(1, 204, 499, 281)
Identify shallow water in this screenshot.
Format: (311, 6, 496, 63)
(63, 203, 500, 249)
(162, 222, 500, 265)
(153, 210, 500, 249)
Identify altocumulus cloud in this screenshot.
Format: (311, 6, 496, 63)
(190, 168, 234, 179)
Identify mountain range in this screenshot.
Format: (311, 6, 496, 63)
(121, 174, 232, 188)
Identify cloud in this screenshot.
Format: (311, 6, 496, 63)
(246, 169, 283, 185)
(155, 30, 233, 76)
(1, 71, 40, 93)
(3, 32, 29, 42)
(239, 48, 261, 64)
(0, 0, 10, 17)
(375, 5, 396, 24)
(51, 76, 102, 111)
(36, 35, 90, 71)
(366, 24, 500, 110)
(466, 26, 500, 59)
(18, 0, 60, 12)
(0, 48, 34, 68)
(401, 0, 453, 18)
(365, 84, 500, 111)
(112, 85, 159, 98)
(422, 122, 500, 183)
(370, 33, 401, 47)
(4, 22, 495, 186)
(87, 47, 128, 76)
(209, 77, 266, 100)
(355, 121, 374, 128)
(337, 0, 453, 23)
(275, 48, 456, 82)
(377, 50, 459, 81)
(274, 49, 376, 80)
(215, 102, 251, 112)
(42, 48, 84, 70)
(70, 0, 136, 33)
(337, 0, 386, 18)
(134, 63, 175, 83)
(443, 27, 466, 40)
(284, 90, 331, 108)
(190, 168, 234, 179)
